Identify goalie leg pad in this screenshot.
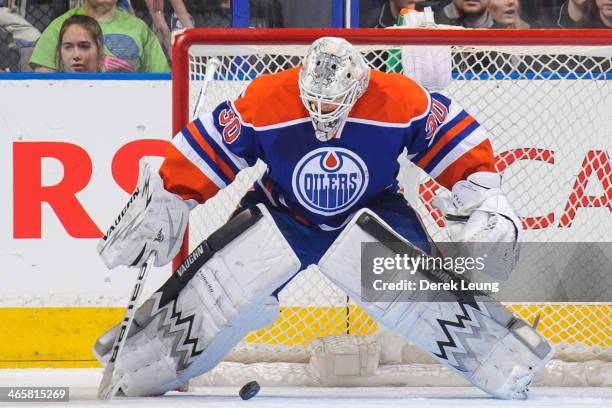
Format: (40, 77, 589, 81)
(94, 205, 300, 396)
(318, 209, 554, 399)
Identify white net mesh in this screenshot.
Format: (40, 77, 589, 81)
(176, 36, 611, 378)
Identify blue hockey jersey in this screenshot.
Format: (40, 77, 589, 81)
(160, 67, 495, 230)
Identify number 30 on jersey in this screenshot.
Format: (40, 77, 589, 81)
(218, 109, 241, 144)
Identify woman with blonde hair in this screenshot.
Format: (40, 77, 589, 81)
(489, 0, 530, 28)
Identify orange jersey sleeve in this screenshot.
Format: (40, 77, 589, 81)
(159, 68, 308, 203)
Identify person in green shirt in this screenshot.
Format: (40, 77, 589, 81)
(30, 0, 169, 73)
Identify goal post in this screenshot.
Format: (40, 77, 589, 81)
(171, 28, 611, 386)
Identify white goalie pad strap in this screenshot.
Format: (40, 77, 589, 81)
(97, 158, 195, 268)
(94, 205, 300, 396)
(318, 209, 553, 399)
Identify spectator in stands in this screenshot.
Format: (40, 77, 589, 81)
(30, 0, 169, 72)
(489, 0, 530, 27)
(434, 0, 495, 27)
(534, 0, 591, 27)
(0, 5, 41, 71)
(589, 0, 612, 27)
(360, 0, 429, 27)
(56, 14, 104, 72)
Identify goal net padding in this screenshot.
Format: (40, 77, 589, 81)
(171, 29, 611, 387)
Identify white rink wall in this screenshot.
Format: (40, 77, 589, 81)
(0, 78, 174, 308)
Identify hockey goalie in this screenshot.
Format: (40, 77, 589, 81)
(93, 37, 554, 399)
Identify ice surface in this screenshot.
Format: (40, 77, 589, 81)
(0, 369, 611, 408)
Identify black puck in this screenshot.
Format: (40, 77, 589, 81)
(239, 381, 260, 400)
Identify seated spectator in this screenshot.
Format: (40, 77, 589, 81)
(0, 5, 41, 71)
(360, 0, 428, 28)
(56, 14, 104, 72)
(434, 0, 495, 27)
(589, 0, 612, 27)
(535, 0, 591, 27)
(30, 0, 169, 72)
(489, 0, 530, 27)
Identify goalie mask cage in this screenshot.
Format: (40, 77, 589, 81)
(172, 29, 611, 387)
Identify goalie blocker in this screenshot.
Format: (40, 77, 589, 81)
(93, 205, 300, 396)
(318, 209, 554, 400)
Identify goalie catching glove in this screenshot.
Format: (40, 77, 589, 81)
(97, 158, 195, 269)
(433, 172, 522, 280)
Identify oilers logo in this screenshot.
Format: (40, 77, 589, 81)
(292, 147, 369, 216)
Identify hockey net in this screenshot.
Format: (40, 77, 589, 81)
(172, 29, 611, 387)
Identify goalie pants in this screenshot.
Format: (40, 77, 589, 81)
(237, 189, 432, 295)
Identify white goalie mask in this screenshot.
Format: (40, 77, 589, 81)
(299, 37, 370, 142)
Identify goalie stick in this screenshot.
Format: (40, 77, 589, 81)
(98, 251, 156, 401)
